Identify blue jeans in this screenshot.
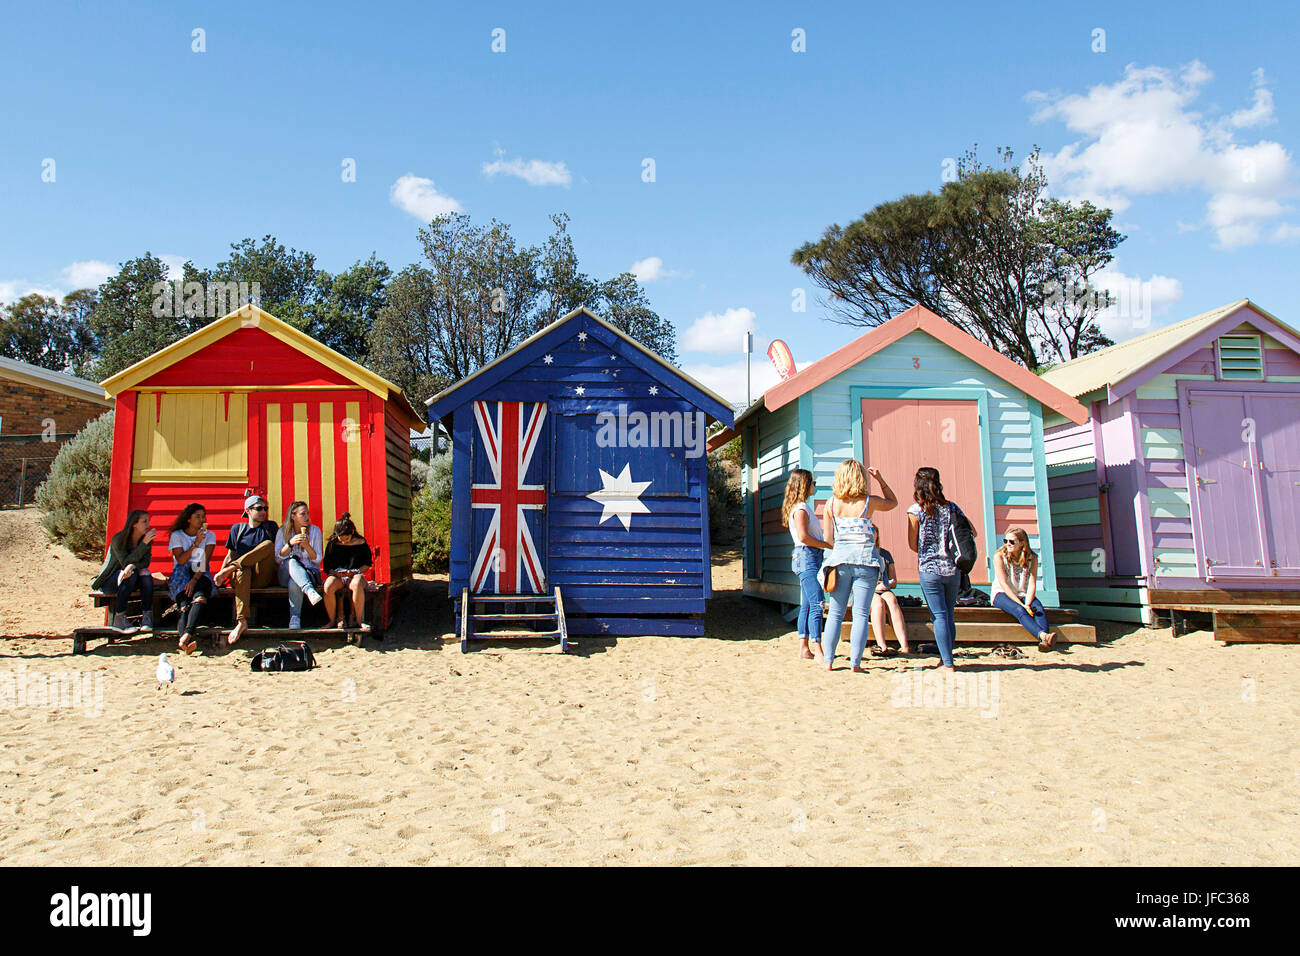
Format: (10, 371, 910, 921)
(796, 568, 824, 644)
(109, 570, 154, 614)
(278, 559, 322, 615)
(822, 563, 880, 667)
(919, 571, 960, 667)
(993, 593, 1048, 639)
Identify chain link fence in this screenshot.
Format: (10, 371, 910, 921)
(0, 456, 55, 508)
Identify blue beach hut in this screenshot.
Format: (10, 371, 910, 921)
(425, 308, 734, 648)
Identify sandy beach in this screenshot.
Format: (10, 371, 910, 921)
(1, 507, 1297, 866)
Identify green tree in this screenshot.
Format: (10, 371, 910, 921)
(792, 147, 1123, 369)
(0, 291, 97, 375)
(89, 254, 208, 379)
(316, 254, 392, 361)
(212, 235, 322, 332)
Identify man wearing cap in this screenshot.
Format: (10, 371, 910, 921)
(213, 494, 280, 645)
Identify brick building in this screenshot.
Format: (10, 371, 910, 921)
(0, 355, 110, 506)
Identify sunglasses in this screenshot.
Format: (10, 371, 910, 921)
(1004, 537, 1019, 545)
(250, 504, 269, 512)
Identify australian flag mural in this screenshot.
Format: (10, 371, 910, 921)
(426, 308, 734, 636)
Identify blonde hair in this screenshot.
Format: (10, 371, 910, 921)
(1000, 527, 1034, 569)
(832, 459, 868, 500)
(780, 469, 816, 527)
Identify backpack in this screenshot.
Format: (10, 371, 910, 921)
(251, 642, 317, 672)
(945, 504, 978, 574)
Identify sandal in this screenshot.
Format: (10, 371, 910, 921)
(990, 643, 1024, 659)
(178, 633, 197, 655)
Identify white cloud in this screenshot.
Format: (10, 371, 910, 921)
(159, 254, 190, 281)
(1230, 68, 1275, 128)
(681, 307, 757, 353)
(682, 358, 814, 407)
(390, 174, 464, 221)
(1030, 61, 1298, 248)
(630, 256, 678, 282)
(481, 156, 572, 187)
(1093, 267, 1184, 340)
(0, 279, 66, 303)
(61, 260, 114, 289)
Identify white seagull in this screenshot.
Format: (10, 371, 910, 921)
(587, 463, 652, 530)
(156, 653, 175, 691)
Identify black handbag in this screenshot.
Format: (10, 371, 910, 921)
(251, 641, 317, 672)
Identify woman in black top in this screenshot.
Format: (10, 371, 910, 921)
(322, 513, 373, 630)
(93, 509, 157, 632)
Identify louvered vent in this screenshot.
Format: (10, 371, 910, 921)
(1216, 333, 1263, 380)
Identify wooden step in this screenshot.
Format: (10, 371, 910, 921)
(471, 630, 562, 640)
(468, 594, 555, 605)
(847, 620, 1096, 645)
(472, 612, 558, 621)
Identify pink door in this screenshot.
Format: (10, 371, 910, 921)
(860, 398, 986, 584)
(1250, 392, 1300, 576)
(1187, 391, 1267, 578)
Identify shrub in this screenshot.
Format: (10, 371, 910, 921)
(35, 411, 114, 556)
(426, 449, 453, 501)
(706, 451, 741, 537)
(410, 457, 430, 494)
(410, 485, 452, 573)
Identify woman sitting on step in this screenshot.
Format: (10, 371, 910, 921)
(322, 514, 373, 631)
(167, 503, 216, 655)
(991, 527, 1056, 652)
(94, 509, 157, 633)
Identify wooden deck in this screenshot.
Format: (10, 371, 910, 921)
(1149, 588, 1300, 644)
(837, 606, 1095, 645)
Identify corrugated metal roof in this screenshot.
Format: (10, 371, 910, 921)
(0, 354, 109, 404)
(1040, 298, 1271, 398)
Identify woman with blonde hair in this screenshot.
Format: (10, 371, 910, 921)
(819, 459, 897, 671)
(992, 527, 1055, 651)
(781, 468, 832, 661)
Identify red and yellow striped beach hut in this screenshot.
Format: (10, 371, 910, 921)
(99, 304, 424, 615)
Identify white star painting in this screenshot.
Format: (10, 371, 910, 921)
(577, 331, 588, 342)
(543, 354, 554, 365)
(586, 463, 652, 531)
(574, 385, 585, 395)
(648, 386, 659, 395)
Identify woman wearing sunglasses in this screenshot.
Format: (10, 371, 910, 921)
(991, 526, 1055, 651)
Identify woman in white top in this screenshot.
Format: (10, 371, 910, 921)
(167, 502, 216, 654)
(991, 526, 1055, 651)
(781, 469, 832, 661)
(275, 500, 324, 629)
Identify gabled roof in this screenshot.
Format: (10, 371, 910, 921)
(750, 304, 1088, 425)
(425, 307, 735, 426)
(0, 354, 110, 405)
(1040, 298, 1300, 401)
(99, 304, 424, 430)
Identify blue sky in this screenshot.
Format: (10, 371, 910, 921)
(2, 0, 1298, 402)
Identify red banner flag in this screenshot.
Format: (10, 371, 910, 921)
(767, 339, 796, 381)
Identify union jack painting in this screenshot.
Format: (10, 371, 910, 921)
(470, 400, 548, 594)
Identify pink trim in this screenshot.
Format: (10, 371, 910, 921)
(762, 305, 1089, 424)
(1090, 400, 1114, 576)
(1111, 304, 1300, 400)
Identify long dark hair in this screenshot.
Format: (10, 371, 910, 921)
(914, 467, 947, 518)
(170, 502, 206, 533)
(328, 512, 362, 545)
(112, 509, 150, 549)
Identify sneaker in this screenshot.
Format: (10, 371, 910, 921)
(140, 611, 154, 632)
(111, 612, 129, 632)
(304, 585, 323, 606)
(288, 614, 301, 630)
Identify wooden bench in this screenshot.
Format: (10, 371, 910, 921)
(833, 605, 1096, 645)
(78, 577, 386, 654)
(1149, 589, 1300, 643)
